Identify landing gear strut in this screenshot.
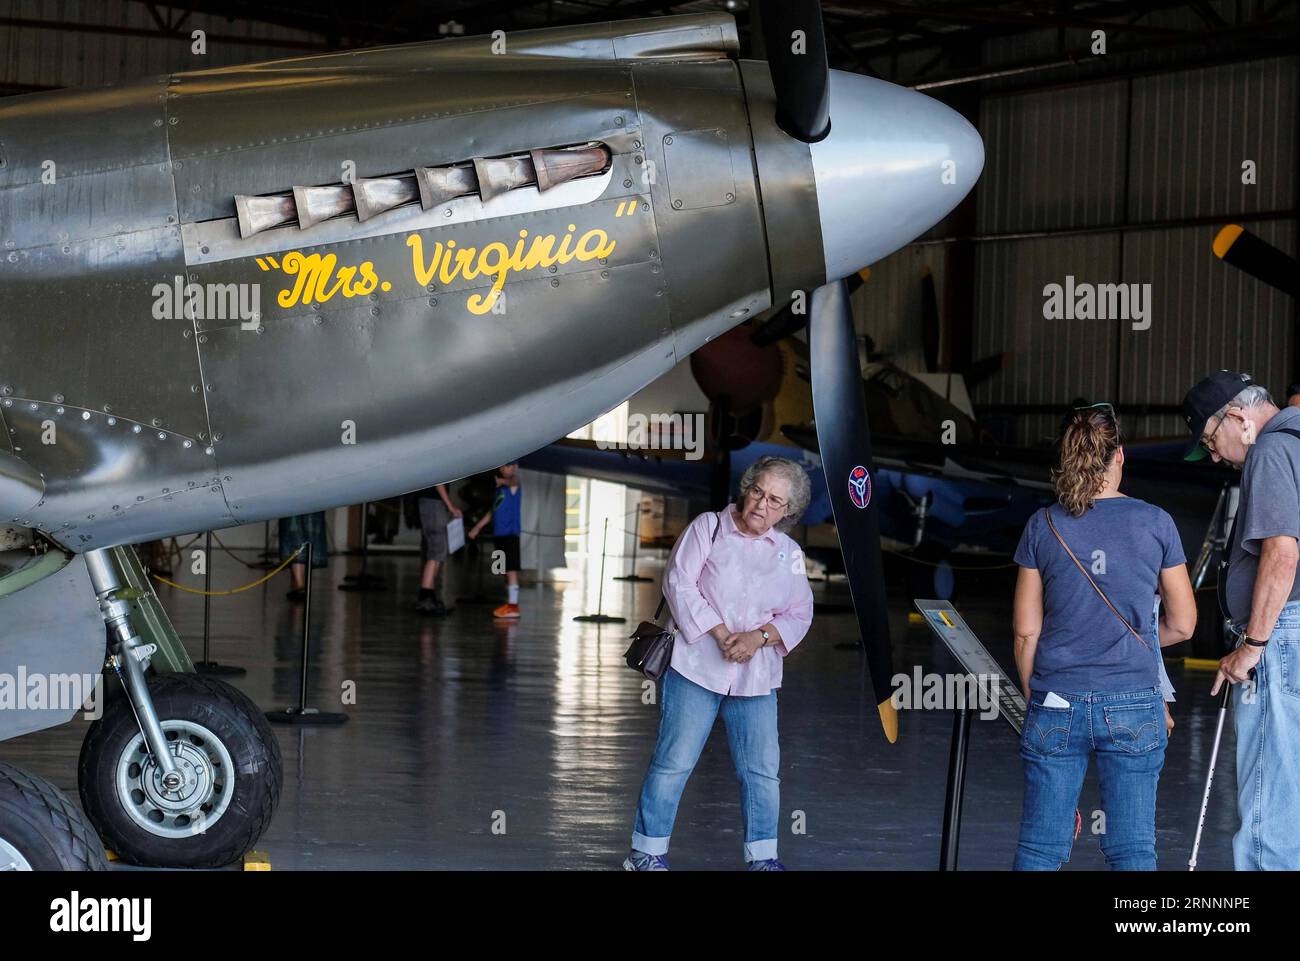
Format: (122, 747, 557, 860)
(77, 549, 282, 867)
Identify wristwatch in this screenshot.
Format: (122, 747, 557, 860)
(1243, 634, 1269, 648)
(759, 629, 771, 646)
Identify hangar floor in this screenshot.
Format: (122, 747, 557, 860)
(7, 550, 1237, 870)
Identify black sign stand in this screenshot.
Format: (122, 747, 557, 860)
(939, 699, 974, 871)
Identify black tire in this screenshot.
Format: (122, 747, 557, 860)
(78, 673, 282, 868)
(0, 762, 109, 871)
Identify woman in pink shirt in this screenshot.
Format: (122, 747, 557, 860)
(624, 456, 815, 871)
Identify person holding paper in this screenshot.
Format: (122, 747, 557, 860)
(415, 483, 461, 615)
(1011, 404, 1196, 871)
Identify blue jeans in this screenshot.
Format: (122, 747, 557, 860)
(1014, 687, 1167, 870)
(631, 668, 780, 862)
(1232, 600, 1300, 870)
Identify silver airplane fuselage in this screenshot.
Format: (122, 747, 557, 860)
(0, 13, 982, 552)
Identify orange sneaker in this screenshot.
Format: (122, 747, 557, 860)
(493, 603, 521, 619)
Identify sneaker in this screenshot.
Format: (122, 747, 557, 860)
(622, 849, 668, 871)
(492, 603, 521, 619)
(747, 858, 786, 871)
(415, 594, 450, 615)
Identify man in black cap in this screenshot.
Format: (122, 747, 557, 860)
(1183, 370, 1300, 869)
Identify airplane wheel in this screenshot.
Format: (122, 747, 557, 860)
(0, 762, 109, 871)
(78, 673, 282, 868)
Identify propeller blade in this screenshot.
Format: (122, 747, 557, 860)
(963, 351, 1005, 392)
(920, 267, 940, 373)
(809, 279, 898, 742)
(1214, 224, 1299, 298)
(751, 268, 870, 347)
(757, 0, 831, 143)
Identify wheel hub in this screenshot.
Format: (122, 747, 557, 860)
(0, 836, 33, 871)
(116, 719, 235, 839)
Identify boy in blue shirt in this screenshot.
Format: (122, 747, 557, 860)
(468, 463, 522, 619)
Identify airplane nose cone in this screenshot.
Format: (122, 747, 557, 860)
(809, 70, 984, 282)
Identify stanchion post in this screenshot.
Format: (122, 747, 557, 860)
(202, 530, 212, 664)
(339, 502, 386, 591)
(299, 541, 312, 713)
(194, 530, 246, 676)
(614, 498, 653, 582)
(574, 516, 626, 624)
(267, 540, 348, 725)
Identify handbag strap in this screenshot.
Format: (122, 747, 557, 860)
(1043, 506, 1152, 651)
(653, 510, 723, 623)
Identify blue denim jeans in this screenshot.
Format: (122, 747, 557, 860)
(631, 668, 780, 862)
(1014, 687, 1167, 870)
(1232, 600, 1300, 870)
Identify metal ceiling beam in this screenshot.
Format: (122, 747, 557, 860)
(836, 0, 1202, 37)
(0, 14, 333, 50)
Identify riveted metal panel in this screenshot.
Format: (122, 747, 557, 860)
(0, 226, 208, 439)
(0, 552, 103, 741)
(634, 59, 771, 358)
(166, 60, 638, 224)
(1, 398, 227, 548)
(737, 60, 823, 303)
(199, 258, 671, 523)
(662, 127, 736, 210)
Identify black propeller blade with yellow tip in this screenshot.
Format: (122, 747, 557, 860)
(809, 280, 898, 743)
(1213, 224, 1299, 298)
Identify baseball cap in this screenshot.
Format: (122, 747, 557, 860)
(1182, 370, 1253, 461)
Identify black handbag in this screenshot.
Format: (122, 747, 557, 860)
(624, 597, 677, 680)
(623, 511, 721, 680)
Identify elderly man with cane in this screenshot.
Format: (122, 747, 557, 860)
(1183, 371, 1300, 870)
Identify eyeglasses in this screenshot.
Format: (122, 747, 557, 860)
(747, 486, 788, 512)
(1201, 414, 1228, 456)
(1074, 401, 1114, 415)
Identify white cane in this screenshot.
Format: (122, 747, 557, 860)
(1188, 682, 1234, 871)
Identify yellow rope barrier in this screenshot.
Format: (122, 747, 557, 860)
(151, 544, 306, 596)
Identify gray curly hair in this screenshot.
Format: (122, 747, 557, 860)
(736, 455, 812, 532)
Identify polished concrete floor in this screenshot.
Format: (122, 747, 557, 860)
(5, 549, 1238, 870)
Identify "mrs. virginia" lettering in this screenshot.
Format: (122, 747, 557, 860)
(406, 223, 616, 315)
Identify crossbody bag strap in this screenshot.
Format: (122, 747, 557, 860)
(654, 510, 723, 623)
(1043, 506, 1152, 651)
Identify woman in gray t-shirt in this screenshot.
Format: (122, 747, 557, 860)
(1011, 404, 1197, 870)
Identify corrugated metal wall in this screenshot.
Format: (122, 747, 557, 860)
(0, 0, 322, 89)
(861, 43, 1298, 447)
